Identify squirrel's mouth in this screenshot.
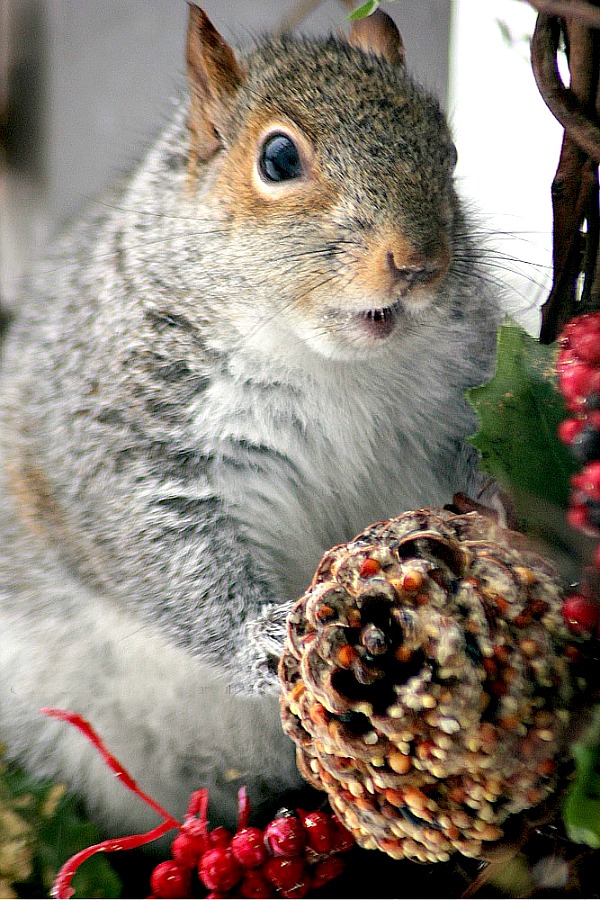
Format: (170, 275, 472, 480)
(356, 303, 400, 340)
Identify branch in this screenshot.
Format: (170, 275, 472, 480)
(531, 14, 600, 162)
(526, 0, 600, 27)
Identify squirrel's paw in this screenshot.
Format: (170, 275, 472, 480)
(234, 602, 292, 695)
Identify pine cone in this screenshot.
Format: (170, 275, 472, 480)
(279, 508, 576, 863)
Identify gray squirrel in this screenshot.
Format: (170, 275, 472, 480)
(0, 5, 500, 833)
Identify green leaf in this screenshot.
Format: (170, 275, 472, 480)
(467, 320, 577, 524)
(563, 706, 600, 848)
(0, 760, 122, 898)
(348, 0, 380, 21)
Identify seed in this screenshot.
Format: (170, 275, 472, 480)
(336, 644, 356, 668)
(438, 717, 460, 734)
(520, 638, 539, 657)
(514, 566, 537, 586)
(403, 788, 428, 810)
(359, 557, 381, 578)
(347, 608, 362, 627)
(388, 750, 412, 775)
(476, 823, 503, 842)
(384, 789, 404, 807)
(536, 758, 556, 777)
(316, 603, 335, 620)
(498, 714, 520, 731)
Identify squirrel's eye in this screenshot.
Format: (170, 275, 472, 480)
(259, 133, 303, 182)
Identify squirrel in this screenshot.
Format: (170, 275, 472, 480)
(0, 5, 500, 833)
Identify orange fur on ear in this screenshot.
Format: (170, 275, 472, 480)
(186, 4, 244, 177)
(347, 9, 405, 67)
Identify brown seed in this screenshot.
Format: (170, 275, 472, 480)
(395, 646, 413, 663)
(498, 714, 521, 731)
(404, 787, 429, 810)
(309, 703, 329, 727)
(476, 823, 503, 842)
(401, 570, 424, 592)
(384, 788, 405, 807)
(290, 681, 306, 702)
(347, 608, 362, 627)
(316, 603, 335, 620)
(337, 644, 357, 668)
(514, 566, 537, 586)
(388, 750, 412, 775)
(520, 638, 539, 657)
(536, 758, 556, 777)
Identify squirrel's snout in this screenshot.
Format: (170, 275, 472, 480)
(380, 236, 450, 298)
(385, 250, 446, 292)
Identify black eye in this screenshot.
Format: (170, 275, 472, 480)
(259, 133, 303, 182)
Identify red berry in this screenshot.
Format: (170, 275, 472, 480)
(264, 814, 306, 858)
(198, 847, 242, 892)
(329, 818, 355, 853)
(262, 856, 307, 892)
(567, 502, 592, 532)
(150, 861, 192, 899)
(280, 877, 311, 899)
(573, 461, 600, 502)
(562, 593, 600, 633)
(558, 357, 599, 407)
(171, 831, 205, 867)
(311, 855, 346, 889)
(565, 313, 600, 363)
(574, 330, 600, 365)
(207, 826, 232, 848)
(558, 417, 584, 445)
(231, 826, 268, 868)
(239, 868, 273, 898)
(298, 810, 333, 853)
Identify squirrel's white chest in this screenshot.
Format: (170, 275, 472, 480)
(195, 357, 451, 600)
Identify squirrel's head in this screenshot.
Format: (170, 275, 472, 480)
(184, 5, 460, 362)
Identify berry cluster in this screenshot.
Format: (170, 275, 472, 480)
(44, 709, 353, 900)
(557, 311, 600, 636)
(151, 794, 354, 899)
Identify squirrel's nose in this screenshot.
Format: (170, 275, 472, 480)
(385, 250, 444, 291)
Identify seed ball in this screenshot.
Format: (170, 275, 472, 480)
(279, 508, 579, 862)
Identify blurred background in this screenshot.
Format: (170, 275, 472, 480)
(0, 0, 562, 333)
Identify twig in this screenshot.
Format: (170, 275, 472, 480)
(526, 0, 600, 27)
(531, 15, 600, 161)
(531, 8, 600, 339)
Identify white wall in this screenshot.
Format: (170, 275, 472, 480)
(449, 0, 564, 335)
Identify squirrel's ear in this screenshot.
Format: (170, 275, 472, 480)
(347, 9, 405, 67)
(186, 4, 244, 172)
